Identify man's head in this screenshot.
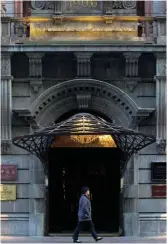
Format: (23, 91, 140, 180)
(81, 186, 90, 197)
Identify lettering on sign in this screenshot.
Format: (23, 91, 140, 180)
(151, 162, 166, 182)
(69, 0, 98, 8)
(0, 184, 16, 201)
(1, 165, 17, 181)
(62, 1, 102, 14)
(151, 185, 166, 198)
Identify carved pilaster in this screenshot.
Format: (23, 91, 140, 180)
(1, 53, 13, 153)
(123, 52, 141, 77)
(27, 53, 44, 93)
(75, 52, 93, 77)
(155, 53, 166, 76)
(154, 53, 166, 154)
(27, 52, 44, 77)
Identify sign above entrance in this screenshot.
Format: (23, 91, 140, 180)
(30, 19, 137, 42)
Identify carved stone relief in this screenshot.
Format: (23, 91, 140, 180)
(105, 1, 136, 15)
(106, 1, 136, 10)
(1, 54, 11, 76)
(31, 1, 54, 10)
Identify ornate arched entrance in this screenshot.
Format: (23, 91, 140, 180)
(13, 79, 155, 236)
(28, 79, 154, 129)
(13, 112, 155, 236)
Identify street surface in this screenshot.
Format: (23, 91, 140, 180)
(1, 236, 166, 243)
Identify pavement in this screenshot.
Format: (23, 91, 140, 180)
(0, 236, 167, 243)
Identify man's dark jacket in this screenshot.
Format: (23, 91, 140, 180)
(78, 194, 92, 221)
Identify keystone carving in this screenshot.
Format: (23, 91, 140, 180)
(76, 93, 92, 109)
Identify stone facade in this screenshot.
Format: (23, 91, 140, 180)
(1, 0, 166, 237)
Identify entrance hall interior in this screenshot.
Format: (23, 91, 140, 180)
(48, 146, 121, 234)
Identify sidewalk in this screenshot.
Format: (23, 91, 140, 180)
(0, 236, 167, 243)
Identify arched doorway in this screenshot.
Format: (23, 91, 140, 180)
(49, 130, 120, 234)
(13, 113, 155, 236)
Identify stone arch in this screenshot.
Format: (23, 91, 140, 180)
(29, 79, 141, 127)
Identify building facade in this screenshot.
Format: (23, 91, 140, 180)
(1, 0, 167, 237)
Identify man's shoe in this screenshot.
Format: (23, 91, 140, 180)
(95, 237, 103, 242)
(73, 240, 82, 243)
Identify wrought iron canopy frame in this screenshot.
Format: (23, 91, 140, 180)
(12, 113, 155, 172)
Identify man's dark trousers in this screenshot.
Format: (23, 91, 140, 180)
(73, 220, 98, 240)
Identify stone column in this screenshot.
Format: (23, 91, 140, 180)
(124, 52, 141, 77)
(26, 52, 44, 93)
(29, 156, 45, 236)
(1, 53, 13, 154)
(154, 53, 166, 153)
(75, 52, 93, 77)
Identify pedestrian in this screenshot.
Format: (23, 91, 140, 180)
(73, 186, 103, 243)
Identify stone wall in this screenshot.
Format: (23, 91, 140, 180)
(1, 45, 166, 236)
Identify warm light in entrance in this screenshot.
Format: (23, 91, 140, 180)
(51, 135, 117, 148)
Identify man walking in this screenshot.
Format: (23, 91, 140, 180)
(73, 186, 103, 243)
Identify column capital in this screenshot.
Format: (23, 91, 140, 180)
(155, 54, 166, 76)
(154, 52, 166, 59)
(1, 52, 12, 58)
(154, 75, 166, 82)
(74, 52, 93, 60)
(123, 52, 141, 60)
(26, 52, 44, 59)
(1, 53, 12, 77)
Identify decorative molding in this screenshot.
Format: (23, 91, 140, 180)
(154, 53, 166, 76)
(156, 139, 166, 154)
(123, 52, 141, 77)
(124, 78, 141, 93)
(31, 1, 54, 10)
(2, 45, 166, 53)
(30, 79, 43, 93)
(105, 1, 136, 15)
(123, 1, 136, 9)
(1, 53, 12, 76)
(1, 140, 11, 154)
(130, 108, 155, 128)
(13, 110, 39, 130)
(28, 79, 154, 129)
